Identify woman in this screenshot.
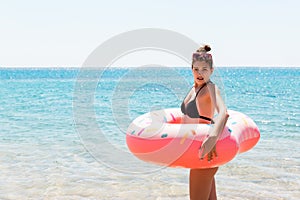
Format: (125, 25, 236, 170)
(181, 45, 229, 200)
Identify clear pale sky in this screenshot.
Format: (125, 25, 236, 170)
(0, 0, 299, 67)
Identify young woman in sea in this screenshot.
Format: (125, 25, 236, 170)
(181, 45, 229, 200)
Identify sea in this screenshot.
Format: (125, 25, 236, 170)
(0, 67, 299, 200)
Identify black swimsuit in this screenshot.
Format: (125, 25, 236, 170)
(181, 82, 214, 123)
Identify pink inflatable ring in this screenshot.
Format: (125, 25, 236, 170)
(126, 108, 260, 169)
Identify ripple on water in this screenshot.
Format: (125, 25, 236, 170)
(0, 68, 299, 199)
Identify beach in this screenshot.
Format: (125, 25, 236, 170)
(0, 67, 299, 199)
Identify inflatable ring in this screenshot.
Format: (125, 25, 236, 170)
(126, 108, 260, 169)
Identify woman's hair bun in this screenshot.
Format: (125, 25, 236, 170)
(204, 45, 211, 52)
(196, 45, 211, 53)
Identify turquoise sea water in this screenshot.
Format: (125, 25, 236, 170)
(0, 67, 299, 199)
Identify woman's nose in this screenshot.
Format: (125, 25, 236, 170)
(197, 70, 203, 75)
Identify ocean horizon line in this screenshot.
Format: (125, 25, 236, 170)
(0, 65, 299, 69)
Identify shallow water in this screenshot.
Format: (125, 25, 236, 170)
(0, 67, 299, 199)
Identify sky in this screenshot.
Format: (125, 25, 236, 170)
(0, 0, 299, 67)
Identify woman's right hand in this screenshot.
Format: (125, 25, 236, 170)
(207, 145, 218, 161)
(198, 135, 218, 161)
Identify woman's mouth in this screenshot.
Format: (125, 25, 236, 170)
(197, 77, 204, 81)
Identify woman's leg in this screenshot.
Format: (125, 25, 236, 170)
(208, 177, 217, 200)
(189, 167, 218, 200)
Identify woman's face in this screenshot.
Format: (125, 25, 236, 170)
(192, 61, 213, 85)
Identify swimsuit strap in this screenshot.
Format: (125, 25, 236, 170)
(199, 115, 214, 123)
(195, 82, 208, 97)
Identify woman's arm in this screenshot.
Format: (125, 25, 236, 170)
(210, 85, 229, 137)
(199, 85, 229, 159)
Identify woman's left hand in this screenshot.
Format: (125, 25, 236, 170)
(198, 135, 218, 161)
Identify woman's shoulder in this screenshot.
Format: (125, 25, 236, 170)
(207, 80, 217, 91)
(207, 80, 215, 86)
(208, 81, 223, 91)
(207, 82, 222, 97)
